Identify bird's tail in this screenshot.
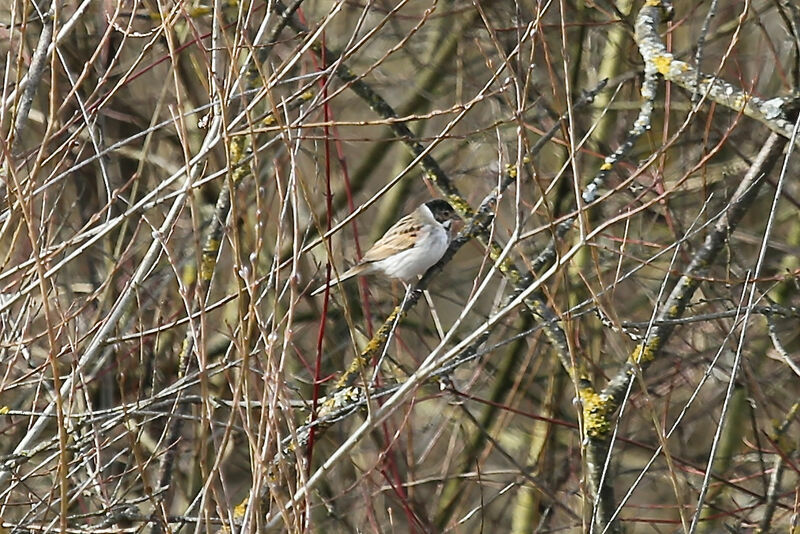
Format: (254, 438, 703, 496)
(309, 266, 363, 296)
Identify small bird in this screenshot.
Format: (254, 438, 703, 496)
(311, 199, 458, 296)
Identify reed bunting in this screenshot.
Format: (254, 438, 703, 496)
(311, 199, 458, 296)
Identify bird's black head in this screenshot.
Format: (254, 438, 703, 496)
(425, 199, 458, 225)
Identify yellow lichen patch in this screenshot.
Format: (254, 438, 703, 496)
(600, 162, 613, 171)
(362, 333, 386, 356)
(666, 303, 682, 318)
(232, 164, 250, 183)
(234, 496, 248, 520)
(446, 195, 473, 219)
(229, 137, 246, 163)
(652, 55, 674, 76)
(335, 355, 369, 388)
(203, 238, 221, 255)
(499, 258, 522, 285)
(629, 340, 658, 364)
(645, 0, 661, 6)
(580, 387, 616, 439)
(200, 239, 220, 281)
(263, 115, 277, 126)
(505, 163, 518, 179)
(182, 262, 197, 287)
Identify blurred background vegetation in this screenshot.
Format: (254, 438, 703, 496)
(1, 0, 799, 532)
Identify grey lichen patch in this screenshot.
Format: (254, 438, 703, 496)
(636, 1, 795, 142)
(761, 98, 786, 121)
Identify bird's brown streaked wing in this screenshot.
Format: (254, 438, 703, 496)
(360, 215, 421, 263)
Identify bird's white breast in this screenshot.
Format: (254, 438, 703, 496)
(373, 221, 449, 281)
